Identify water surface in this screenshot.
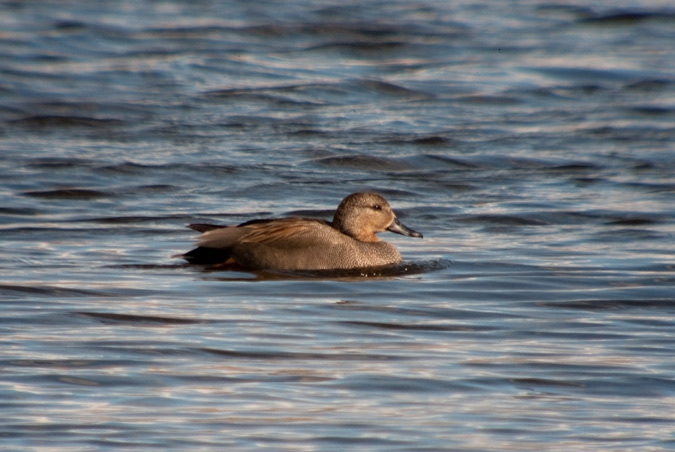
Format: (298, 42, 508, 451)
(1, 0, 674, 450)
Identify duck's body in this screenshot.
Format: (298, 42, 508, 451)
(179, 192, 422, 271)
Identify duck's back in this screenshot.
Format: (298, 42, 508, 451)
(230, 219, 402, 270)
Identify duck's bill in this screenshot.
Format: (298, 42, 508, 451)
(387, 217, 423, 238)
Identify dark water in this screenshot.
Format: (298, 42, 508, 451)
(1, 0, 674, 450)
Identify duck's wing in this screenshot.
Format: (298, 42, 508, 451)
(196, 225, 250, 249)
(236, 218, 332, 246)
(195, 218, 328, 248)
(179, 218, 333, 266)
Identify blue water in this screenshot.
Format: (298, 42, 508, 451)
(1, 0, 674, 450)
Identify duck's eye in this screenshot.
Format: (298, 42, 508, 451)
(372, 204, 382, 211)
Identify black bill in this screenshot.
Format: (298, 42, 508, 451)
(387, 217, 423, 238)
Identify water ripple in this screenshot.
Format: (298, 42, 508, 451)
(1, 0, 674, 450)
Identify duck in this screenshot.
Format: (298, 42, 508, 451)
(177, 192, 422, 271)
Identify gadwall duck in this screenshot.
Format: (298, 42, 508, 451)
(178, 192, 422, 270)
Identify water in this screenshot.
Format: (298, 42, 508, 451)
(1, 0, 674, 450)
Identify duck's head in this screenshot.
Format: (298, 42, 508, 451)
(333, 192, 423, 242)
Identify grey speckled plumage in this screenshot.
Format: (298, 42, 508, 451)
(178, 192, 423, 271)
